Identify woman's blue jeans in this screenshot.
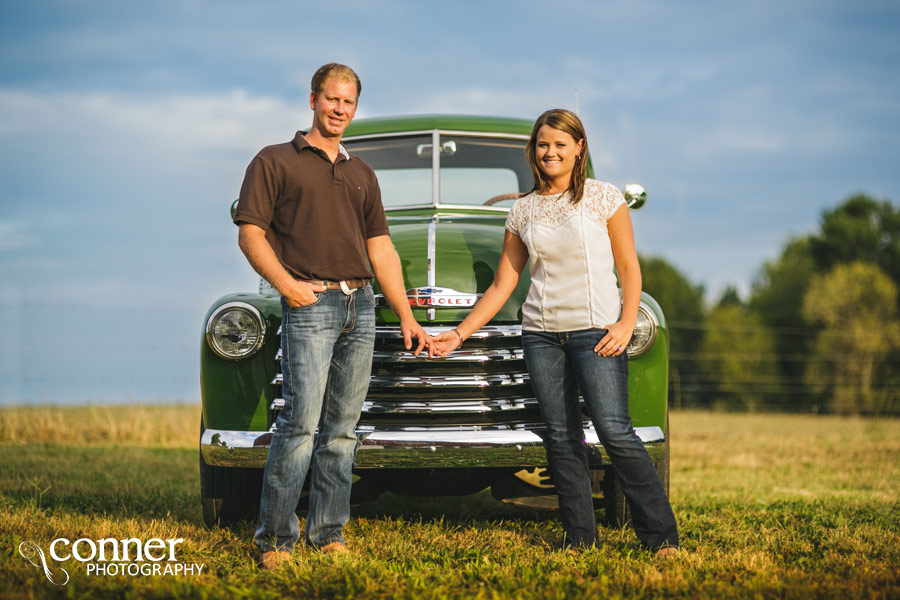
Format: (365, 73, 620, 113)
(253, 286, 375, 553)
(522, 329, 679, 551)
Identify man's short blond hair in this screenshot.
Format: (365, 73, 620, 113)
(311, 63, 361, 98)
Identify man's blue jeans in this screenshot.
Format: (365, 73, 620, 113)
(522, 329, 679, 551)
(253, 286, 375, 553)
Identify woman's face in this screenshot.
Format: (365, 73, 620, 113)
(535, 124, 584, 182)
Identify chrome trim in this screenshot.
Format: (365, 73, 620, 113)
(425, 204, 510, 213)
(342, 130, 531, 143)
(275, 324, 520, 342)
(270, 373, 529, 387)
(274, 348, 522, 370)
(373, 348, 523, 362)
(373, 287, 483, 310)
(437, 129, 530, 141)
(383, 204, 510, 214)
(369, 374, 529, 387)
(383, 203, 436, 213)
(200, 426, 665, 469)
(431, 129, 440, 210)
(623, 183, 647, 210)
(342, 129, 526, 214)
(426, 214, 437, 320)
(205, 302, 266, 361)
(271, 397, 537, 414)
(342, 129, 437, 142)
(258, 278, 277, 296)
(378, 324, 522, 339)
(363, 398, 538, 413)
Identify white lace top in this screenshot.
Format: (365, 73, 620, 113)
(506, 179, 626, 332)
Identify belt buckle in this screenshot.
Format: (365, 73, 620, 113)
(339, 280, 356, 295)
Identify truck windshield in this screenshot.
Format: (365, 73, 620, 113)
(343, 133, 532, 209)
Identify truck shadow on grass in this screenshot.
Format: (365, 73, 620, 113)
(355, 490, 558, 523)
(351, 490, 577, 551)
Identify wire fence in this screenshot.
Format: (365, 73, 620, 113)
(666, 320, 900, 415)
(1, 304, 897, 414)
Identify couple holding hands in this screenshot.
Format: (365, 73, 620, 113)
(233, 63, 678, 569)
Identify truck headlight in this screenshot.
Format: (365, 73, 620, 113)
(206, 302, 265, 360)
(625, 303, 659, 359)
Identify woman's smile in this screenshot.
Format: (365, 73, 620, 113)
(535, 124, 583, 191)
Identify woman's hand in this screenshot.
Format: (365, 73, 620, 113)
(595, 321, 635, 357)
(432, 329, 463, 357)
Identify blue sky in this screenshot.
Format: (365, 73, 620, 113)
(1, 1, 899, 403)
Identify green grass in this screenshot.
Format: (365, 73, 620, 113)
(1, 407, 898, 599)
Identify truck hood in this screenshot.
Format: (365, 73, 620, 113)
(375, 212, 529, 324)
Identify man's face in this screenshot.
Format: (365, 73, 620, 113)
(309, 77, 358, 139)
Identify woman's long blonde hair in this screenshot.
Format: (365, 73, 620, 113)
(525, 109, 588, 203)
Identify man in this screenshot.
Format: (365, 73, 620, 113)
(233, 63, 431, 569)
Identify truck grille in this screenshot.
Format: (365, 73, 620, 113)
(270, 325, 544, 429)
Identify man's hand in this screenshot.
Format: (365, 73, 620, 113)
(401, 317, 433, 357)
(238, 224, 327, 307)
(432, 329, 463, 358)
(282, 279, 328, 308)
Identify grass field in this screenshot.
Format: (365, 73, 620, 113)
(1, 406, 898, 599)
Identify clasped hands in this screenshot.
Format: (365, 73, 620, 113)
(429, 321, 634, 359)
(404, 327, 461, 359)
(431, 329, 463, 358)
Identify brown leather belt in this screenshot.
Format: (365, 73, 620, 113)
(301, 278, 370, 294)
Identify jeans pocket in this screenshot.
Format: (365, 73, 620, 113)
(289, 292, 322, 311)
(363, 284, 375, 305)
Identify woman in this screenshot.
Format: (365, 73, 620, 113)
(433, 109, 679, 554)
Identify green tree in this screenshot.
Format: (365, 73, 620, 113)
(810, 194, 900, 290)
(749, 238, 818, 409)
(640, 255, 707, 407)
(751, 237, 816, 333)
(802, 261, 900, 414)
(700, 298, 779, 411)
(716, 285, 744, 309)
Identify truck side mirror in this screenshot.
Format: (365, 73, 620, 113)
(623, 184, 647, 210)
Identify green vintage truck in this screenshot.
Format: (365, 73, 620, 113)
(200, 115, 668, 527)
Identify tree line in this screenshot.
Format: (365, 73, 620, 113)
(641, 193, 900, 415)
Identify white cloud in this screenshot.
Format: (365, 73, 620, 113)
(0, 220, 39, 251)
(0, 88, 306, 154)
(683, 127, 784, 159)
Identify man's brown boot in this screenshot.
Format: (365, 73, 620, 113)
(321, 542, 350, 554)
(259, 550, 292, 570)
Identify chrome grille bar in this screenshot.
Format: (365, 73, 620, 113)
(270, 323, 532, 425)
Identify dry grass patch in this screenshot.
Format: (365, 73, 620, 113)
(0, 404, 199, 447)
(0, 407, 898, 598)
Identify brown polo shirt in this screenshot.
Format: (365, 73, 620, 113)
(233, 131, 389, 281)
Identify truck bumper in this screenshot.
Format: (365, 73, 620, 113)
(200, 426, 667, 469)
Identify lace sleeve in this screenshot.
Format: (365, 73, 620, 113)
(505, 196, 528, 235)
(603, 183, 626, 221)
(583, 181, 626, 228)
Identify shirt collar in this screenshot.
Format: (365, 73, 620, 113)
(292, 131, 350, 161)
